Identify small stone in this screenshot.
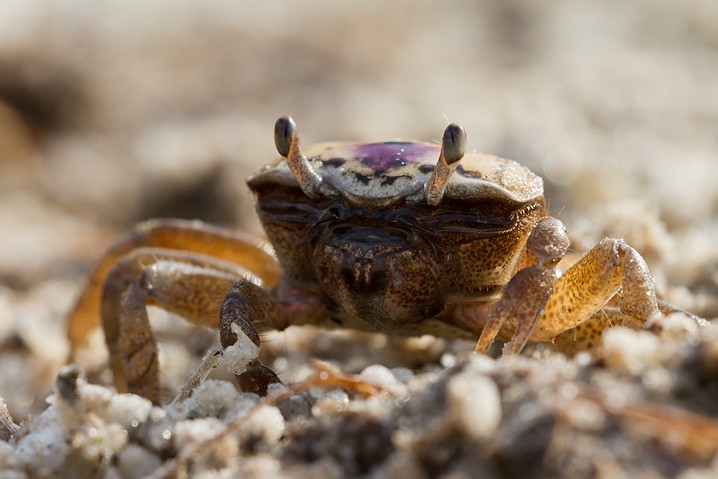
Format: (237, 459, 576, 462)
(105, 393, 153, 428)
(115, 444, 162, 479)
(599, 328, 662, 375)
(358, 364, 407, 396)
(174, 417, 237, 463)
(235, 405, 285, 445)
(447, 374, 502, 440)
(174, 379, 240, 420)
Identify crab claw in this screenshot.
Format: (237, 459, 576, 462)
(274, 116, 322, 198)
(424, 123, 466, 206)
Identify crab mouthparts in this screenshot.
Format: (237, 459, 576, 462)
(333, 228, 403, 295)
(344, 254, 382, 294)
(312, 225, 443, 331)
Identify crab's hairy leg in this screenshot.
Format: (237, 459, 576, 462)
(459, 243, 540, 344)
(455, 217, 567, 355)
(102, 249, 257, 403)
(531, 238, 660, 342)
(553, 308, 623, 355)
(477, 217, 569, 354)
(473, 238, 660, 355)
(474, 267, 558, 354)
(68, 219, 279, 352)
(219, 281, 294, 395)
(551, 296, 707, 356)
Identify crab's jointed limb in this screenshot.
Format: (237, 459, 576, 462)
(218, 280, 293, 395)
(467, 217, 661, 355)
(67, 219, 280, 352)
(67, 219, 289, 404)
(102, 250, 275, 402)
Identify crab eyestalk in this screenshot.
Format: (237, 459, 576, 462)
(274, 116, 322, 198)
(424, 123, 467, 206)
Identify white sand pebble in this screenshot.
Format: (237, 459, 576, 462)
(6, 368, 141, 477)
(358, 364, 407, 396)
(71, 420, 127, 465)
(10, 408, 69, 476)
(447, 373, 502, 440)
(174, 417, 238, 463)
(115, 444, 163, 479)
(54, 382, 113, 430)
(105, 393, 154, 428)
(236, 405, 285, 445)
(219, 323, 260, 375)
(180, 379, 241, 419)
(600, 327, 663, 374)
(657, 313, 702, 341)
(239, 453, 287, 478)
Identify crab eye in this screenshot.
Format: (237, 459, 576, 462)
(274, 116, 294, 157)
(273, 116, 322, 199)
(442, 123, 467, 165)
(424, 123, 467, 206)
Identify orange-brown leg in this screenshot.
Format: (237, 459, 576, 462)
(552, 300, 708, 356)
(531, 237, 660, 343)
(468, 217, 660, 356)
(473, 267, 558, 355)
(67, 219, 280, 353)
(101, 248, 263, 402)
(471, 217, 567, 354)
(552, 308, 623, 355)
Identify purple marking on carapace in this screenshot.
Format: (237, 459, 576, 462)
(350, 142, 438, 172)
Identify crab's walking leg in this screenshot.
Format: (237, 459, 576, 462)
(552, 308, 623, 355)
(532, 237, 660, 343)
(219, 281, 293, 395)
(473, 217, 567, 354)
(471, 217, 660, 355)
(474, 267, 558, 354)
(68, 219, 279, 353)
(102, 248, 255, 402)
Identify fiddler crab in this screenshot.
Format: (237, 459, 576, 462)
(67, 116, 674, 403)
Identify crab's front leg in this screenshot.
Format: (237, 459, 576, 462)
(218, 281, 293, 395)
(102, 249, 299, 403)
(465, 216, 660, 355)
(68, 218, 280, 353)
(103, 250, 256, 400)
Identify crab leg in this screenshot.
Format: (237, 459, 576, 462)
(476, 238, 660, 354)
(531, 237, 660, 341)
(219, 281, 294, 395)
(101, 248, 258, 402)
(552, 308, 624, 355)
(474, 267, 558, 354)
(67, 219, 279, 353)
(473, 217, 567, 354)
(471, 218, 660, 355)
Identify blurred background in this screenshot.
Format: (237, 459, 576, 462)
(0, 0, 717, 418)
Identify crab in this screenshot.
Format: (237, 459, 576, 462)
(67, 116, 665, 404)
